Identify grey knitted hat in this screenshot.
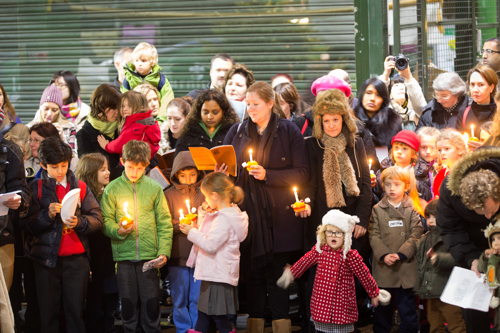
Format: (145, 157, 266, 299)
(40, 84, 63, 109)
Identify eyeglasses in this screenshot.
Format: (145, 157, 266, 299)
(325, 230, 344, 237)
(482, 49, 500, 55)
(28, 138, 43, 144)
(432, 93, 453, 101)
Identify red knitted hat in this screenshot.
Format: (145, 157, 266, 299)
(310, 75, 351, 97)
(391, 130, 420, 151)
(40, 84, 63, 109)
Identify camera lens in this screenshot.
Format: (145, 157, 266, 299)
(395, 55, 409, 70)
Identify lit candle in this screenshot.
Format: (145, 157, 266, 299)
(471, 124, 475, 138)
(368, 158, 373, 171)
(293, 186, 300, 202)
(123, 202, 131, 219)
(185, 199, 191, 213)
(179, 209, 185, 220)
(249, 149, 253, 162)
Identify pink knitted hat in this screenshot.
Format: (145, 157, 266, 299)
(39, 84, 63, 109)
(310, 75, 351, 97)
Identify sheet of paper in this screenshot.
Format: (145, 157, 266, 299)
(0, 190, 21, 216)
(60, 188, 81, 222)
(148, 166, 170, 190)
(440, 266, 493, 312)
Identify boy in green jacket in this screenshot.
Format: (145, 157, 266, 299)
(101, 140, 173, 332)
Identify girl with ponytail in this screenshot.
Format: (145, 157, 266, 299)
(180, 172, 248, 333)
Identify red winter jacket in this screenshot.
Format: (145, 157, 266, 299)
(105, 110, 160, 158)
(290, 245, 379, 324)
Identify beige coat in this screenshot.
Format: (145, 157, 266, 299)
(369, 196, 423, 289)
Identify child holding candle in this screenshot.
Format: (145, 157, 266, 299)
(101, 140, 173, 332)
(164, 151, 205, 333)
(180, 172, 248, 333)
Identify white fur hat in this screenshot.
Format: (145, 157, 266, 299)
(316, 209, 360, 258)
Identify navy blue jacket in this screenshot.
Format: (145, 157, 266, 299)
(224, 116, 308, 255)
(27, 170, 102, 268)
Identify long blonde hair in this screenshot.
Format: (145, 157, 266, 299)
(381, 166, 424, 216)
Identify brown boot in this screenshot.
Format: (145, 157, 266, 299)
(247, 317, 265, 333)
(272, 319, 291, 333)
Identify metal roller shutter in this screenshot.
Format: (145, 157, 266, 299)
(0, 1, 356, 122)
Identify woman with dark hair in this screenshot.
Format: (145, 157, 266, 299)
(354, 78, 402, 160)
(51, 70, 91, 129)
(76, 84, 122, 179)
(175, 89, 239, 153)
(223, 81, 308, 333)
(274, 82, 313, 136)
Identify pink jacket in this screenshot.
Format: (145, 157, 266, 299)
(186, 206, 248, 286)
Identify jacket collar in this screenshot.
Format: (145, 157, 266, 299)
(377, 195, 413, 209)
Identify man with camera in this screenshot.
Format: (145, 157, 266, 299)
(379, 55, 427, 129)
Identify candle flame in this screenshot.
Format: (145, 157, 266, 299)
(123, 202, 131, 219)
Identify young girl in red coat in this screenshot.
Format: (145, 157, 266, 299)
(277, 210, 390, 333)
(97, 90, 161, 159)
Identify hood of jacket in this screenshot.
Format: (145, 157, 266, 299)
(169, 151, 203, 189)
(125, 110, 161, 143)
(447, 147, 500, 196)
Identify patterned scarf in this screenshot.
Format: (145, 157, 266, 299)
(61, 98, 82, 120)
(321, 133, 360, 207)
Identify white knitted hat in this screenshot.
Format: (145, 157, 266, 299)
(316, 209, 359, 258)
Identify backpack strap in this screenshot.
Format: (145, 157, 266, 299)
(301, 118, 309, 135)
(37, 179, 43, 200)
(122, 79, 131, 91)
(77, 180, 87, 202)
(157, 73, 166, 91)
(461, 105, 471, 129)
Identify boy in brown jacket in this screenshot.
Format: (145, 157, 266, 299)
(369, 166, 424, 333)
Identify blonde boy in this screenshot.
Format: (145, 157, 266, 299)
(121, 42, 174, 118)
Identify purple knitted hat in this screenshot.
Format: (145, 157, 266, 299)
(310, 75, 351, 97)
(40, 84, 63, 109)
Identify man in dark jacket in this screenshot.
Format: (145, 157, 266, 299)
(437, 147, 500, 333)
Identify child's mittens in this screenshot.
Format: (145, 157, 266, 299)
(490, 296, 500, 309)
(276, 266, 295, 289)
(378, 289, 391, 306)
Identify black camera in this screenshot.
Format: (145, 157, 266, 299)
(390, 54, 409, 71)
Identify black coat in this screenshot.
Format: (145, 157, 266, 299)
(304, 136, 372, 250)
(456, 99, 496, 132)
(27, 170, 103, 268)
(223, 116, 309, 255)
(76, 121, 122, 180)
(354, 105, 402, 148)
(175, 122, 233, 154)
(416, 95, 470, 130)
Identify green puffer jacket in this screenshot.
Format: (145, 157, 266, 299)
(101, 172, 173, 261)
(415, 228, 456, 298)
(121, 63, 175, 120)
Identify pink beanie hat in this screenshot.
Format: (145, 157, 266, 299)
(40, 84, 63, 109)
(311, 75, 351, 97)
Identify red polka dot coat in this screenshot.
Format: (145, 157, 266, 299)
(289, 245, 379, 324)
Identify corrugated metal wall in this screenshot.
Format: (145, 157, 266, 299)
(0, 0, 356, 122)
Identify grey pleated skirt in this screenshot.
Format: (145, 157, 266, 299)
(197, 280, 238, 315)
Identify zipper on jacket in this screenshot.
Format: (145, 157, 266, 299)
(133, 182, 140, 260)
(353, 140, 361, 178)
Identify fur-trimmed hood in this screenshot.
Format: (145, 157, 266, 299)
(447, 147, 500, 196)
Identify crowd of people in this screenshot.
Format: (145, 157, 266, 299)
(0, 37, 500, 333)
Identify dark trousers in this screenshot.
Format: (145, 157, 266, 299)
(195, 311, 232, 333)
(33, 254, 90, 333)
(84, 277, 118, 333)
(373, 287, 418, 333)
(117, 260, 161, 333)
(246, 251, 300, 320)
(9, 256, 39, 333)
(462, 308, 490, 333)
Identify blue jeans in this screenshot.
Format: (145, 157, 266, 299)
(168, 266, 201, 333)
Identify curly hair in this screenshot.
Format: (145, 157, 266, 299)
(459, 169, 500, 210)
(179, 89, 239, 137)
